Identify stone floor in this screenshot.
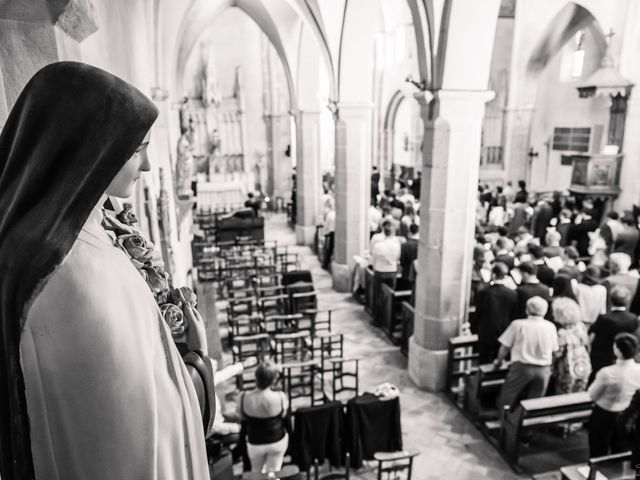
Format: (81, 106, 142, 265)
(214, 215, 524, 480)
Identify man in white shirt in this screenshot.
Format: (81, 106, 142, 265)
(322, 207, 335, 269)
(495, 296, 559, 415)
(587, 333, 640, 457)
(370, 219, 401, 325)
(368, 202, 382, 239)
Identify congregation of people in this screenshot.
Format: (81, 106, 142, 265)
(473, 180, 640, 465)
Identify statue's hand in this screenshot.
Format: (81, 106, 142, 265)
(176, 288, 208, 356)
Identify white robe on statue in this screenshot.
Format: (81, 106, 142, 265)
(19, 206, 209, 479)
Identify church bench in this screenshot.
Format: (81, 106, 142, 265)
(501, 391, 593, 467)
(378, 284, 412, 344)
(399, 301, 414, 356)
(560, 452, 633, 480)
(463, 363, 509, 421)
(363, 267, 375, 315)
(445, 335, 479, 400)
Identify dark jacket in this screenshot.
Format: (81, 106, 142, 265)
(531, 203, 553, 243)
(557, 221, 572, 247)
(291, 401, 344, 471)
(569, 218, 598, 257)
(475, 283, 517, 347)
(533, 260, 555, 288)
(515, 282, 551, 319)
(614, 227, 640, 264)
(346, 393, 402, 468)
(589, 310, 639, 374)
(495, 252, 515, 270)
(400, 238, 418, 280)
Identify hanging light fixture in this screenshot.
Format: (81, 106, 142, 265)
(576, 30, 634, 98)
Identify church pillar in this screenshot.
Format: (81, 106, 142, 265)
(502, 105, 535, 184)
(409, 89, 493, 391)
(264, 113, 291, 207)
(379, 128, 394, 191)
(618, 96, 640, 208)
(295, 110, 322, 245)
(332, 101, 373, 292)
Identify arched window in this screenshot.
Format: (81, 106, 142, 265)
(571, 30, 585, 78)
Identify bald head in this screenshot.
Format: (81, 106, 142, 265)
(610, 252, 631, 274)
(525, 296, 548, 318)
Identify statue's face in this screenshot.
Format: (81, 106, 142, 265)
(106, 131, 151, 198)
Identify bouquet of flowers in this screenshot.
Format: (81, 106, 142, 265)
(102, 205, 207, 353)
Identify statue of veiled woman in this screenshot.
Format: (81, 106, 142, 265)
(0, 62, 209, 479)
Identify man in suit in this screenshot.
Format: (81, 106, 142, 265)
(494, 237, 515, 270)
(399, 223, 419, 283)
(602, 252, 639, 310)
(475, 262, 518, 363)
(531, 199, 553, 244)
(570, 208, 598, 257)
(557, 209, 573, 247)
(589, 286, 640, 379)
(370, 166, 380, 207)
(529, 244, 555, 288)
(515, 262, 551, 319)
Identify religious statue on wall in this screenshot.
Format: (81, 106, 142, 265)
(175, 125, 195, 199)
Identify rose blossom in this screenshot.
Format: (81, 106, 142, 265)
(143, 265, 169, 292)
(116, 234, 153, 266)
(116, 206, 138, 226)
(160, 303, 185, 339)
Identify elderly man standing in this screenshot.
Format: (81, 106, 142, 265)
(602, 252, 639, 310)
(495, 297, 559, 415)
(371, 218, 401, 325)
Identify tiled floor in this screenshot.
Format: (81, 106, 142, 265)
(215, 215, 524, 480)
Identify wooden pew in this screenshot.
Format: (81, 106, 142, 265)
(363, 267, 375, 315)
(379, 284, 412, 344)
(501, 391, 593, 467)
(446, 335, 479, 401)
(560, 452, 634, 480)
(463, 363, 509, 421)
(400, 301, 414, 356)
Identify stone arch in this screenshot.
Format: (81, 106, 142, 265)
(527, 1, 607, 74)
(173, 0, 297, 109)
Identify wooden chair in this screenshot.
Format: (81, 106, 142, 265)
(274, 332, 312, 364)
(329, 358, 359, 402)
(501, 391, 593, 467)
(259, 294, 290, 316)
(261, 314, 304, 336)
(313, 453, 350, 480)
(227, 314, 264, 347)
(255, 285, 286, 299)
(231, 333, 273, 390)
(301, 309, 332, 336)
(285, 282, 317, 313)
(281, 360, 322, 409)
(227, 297, 257, 318)
(374, 450, 420, 480)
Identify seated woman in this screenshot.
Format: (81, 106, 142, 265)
(237, 360, 289, 473)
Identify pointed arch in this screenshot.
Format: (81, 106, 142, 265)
(527, 2, 607, 73)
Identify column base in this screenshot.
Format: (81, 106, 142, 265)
(331, 262, 351, 293)
(408, 335, 448, 392)
(295, 224, 316, 246)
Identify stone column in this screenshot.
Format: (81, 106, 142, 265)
(502, 105, 535, 183)
(264, 113, 291, 206)
(379, 128, 394, 191)
(295, 110, 322, 245)
(618, 96, 640, 208)
(332, 101, 373, 292)
(409, 89, 494, 391)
